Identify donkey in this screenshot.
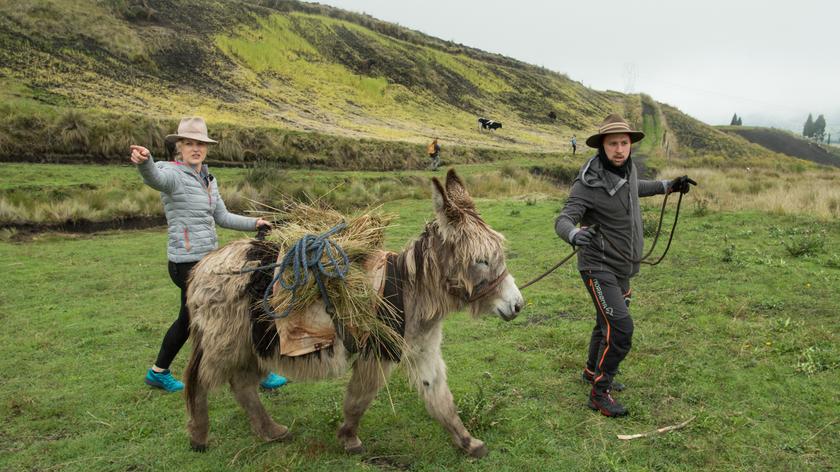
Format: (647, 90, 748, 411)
(183, 169, 524, 457)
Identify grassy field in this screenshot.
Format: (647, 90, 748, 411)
(1, 192, 838, 471)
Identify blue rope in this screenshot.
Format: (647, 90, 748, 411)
(260, 222, 350, 320)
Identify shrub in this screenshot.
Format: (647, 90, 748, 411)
(781, 231, 825, 257)
(822, 253, 840, 269)
(795, 345, 838, 375)
(500, 164, 518, 179)
(456, 380, 507, 434)
(54, 111, 90, 153)
(642, 217, 663, 237)
(693, 196, 711, 216)
(242, 160, 288, 189)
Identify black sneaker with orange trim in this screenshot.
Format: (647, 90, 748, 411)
(581, 369, 625, 392)
(588, 388, 628, 417)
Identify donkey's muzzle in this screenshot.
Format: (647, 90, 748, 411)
(497, 301, 522, 321)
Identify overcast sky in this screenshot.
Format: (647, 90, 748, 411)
(307, 0, 839, 135)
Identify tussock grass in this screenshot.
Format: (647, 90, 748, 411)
(0, 161, 562, 225)
(662, 166, 840, 220)
(0, 182, 160, 224)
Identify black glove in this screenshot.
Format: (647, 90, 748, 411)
(668, 175, 697, 194)
(571, 226, 596, 247)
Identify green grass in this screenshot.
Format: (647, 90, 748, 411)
(1, 196, 838, 470)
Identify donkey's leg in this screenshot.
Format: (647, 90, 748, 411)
(229, 367, 290, 442)
(186, 381, 210, 451)
(406, 324, 487, 458)
(185, 330, 211, 452)
(337, 357, 395, 454)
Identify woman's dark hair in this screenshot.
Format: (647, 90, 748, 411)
(165, 140, 177, 161)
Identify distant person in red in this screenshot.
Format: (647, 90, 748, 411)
(555, 114, 695, 417)
(129, 117, 286, 393)
(427, 137, 441, 171)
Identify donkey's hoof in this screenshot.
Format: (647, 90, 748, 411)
(466, 440, 488, 458)
(262, 424, 291, 442)
(345, 443, 365, 454)
(339, 434, 364, 454)
(190, 441, 208, 452)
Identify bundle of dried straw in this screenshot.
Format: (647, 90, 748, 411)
(263, 203, 404, 356)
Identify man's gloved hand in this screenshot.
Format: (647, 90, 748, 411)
(668, 175, 697, 194)
(571, 226, 597, 247)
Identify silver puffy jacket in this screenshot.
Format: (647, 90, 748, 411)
(138, 157, 256, 263)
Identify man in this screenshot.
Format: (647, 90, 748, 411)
(571, 135, 577, 155)
(554, 114, 694, 417)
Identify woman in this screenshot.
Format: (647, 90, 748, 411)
(130, 117, 287, 392)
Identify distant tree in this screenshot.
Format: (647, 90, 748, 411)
(803, 114, 814, 137)
(736, 116, 743, 126)
(814, 114, 826, 140)
(730, 113, 739, 125)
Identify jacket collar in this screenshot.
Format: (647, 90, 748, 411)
(578, 153, 630, 197)
(172, 161, 211, 186)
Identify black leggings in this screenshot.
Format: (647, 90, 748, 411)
(154, 261, 197, 370)
(581, 271, 634, 391)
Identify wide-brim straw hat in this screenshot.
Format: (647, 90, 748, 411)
(585, 114, 645, 148)
(164, 117, 218, 144)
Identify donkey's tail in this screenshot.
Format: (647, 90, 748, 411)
(184, 327, 204, 415)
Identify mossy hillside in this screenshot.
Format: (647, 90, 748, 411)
(0, 0, 806, 166)
(0, 0, 616, 153)
(0, 103, 537, 170)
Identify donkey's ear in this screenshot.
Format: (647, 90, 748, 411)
(432, 176, 463, 227)
(445, 169, 474, 209)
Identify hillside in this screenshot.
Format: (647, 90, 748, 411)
(0, 0, 795, 168)
(720, 126, 840, 168)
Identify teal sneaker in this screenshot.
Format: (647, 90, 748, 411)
(260, 373, 288, 390)
(145, 368, 184, 393)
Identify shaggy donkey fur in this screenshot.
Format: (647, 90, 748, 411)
(184, 169, 524, 457)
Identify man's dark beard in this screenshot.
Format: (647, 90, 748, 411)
(598, 148, 631, 179)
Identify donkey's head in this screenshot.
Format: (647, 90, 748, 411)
(430, 169, 523, 321)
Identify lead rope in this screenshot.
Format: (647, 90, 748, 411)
(518, 190, 684, 290)
(600, 191, 684, 266)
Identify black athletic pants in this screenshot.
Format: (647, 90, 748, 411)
(154, 261, 198, 370)
(581, 271, 634, 392)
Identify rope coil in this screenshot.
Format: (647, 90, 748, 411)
(237, 222, 350, 319)
(518, 190, 687, 290)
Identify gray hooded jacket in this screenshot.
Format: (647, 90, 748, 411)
(138, 157, 257, 263)
(555, 154, 668, 278)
